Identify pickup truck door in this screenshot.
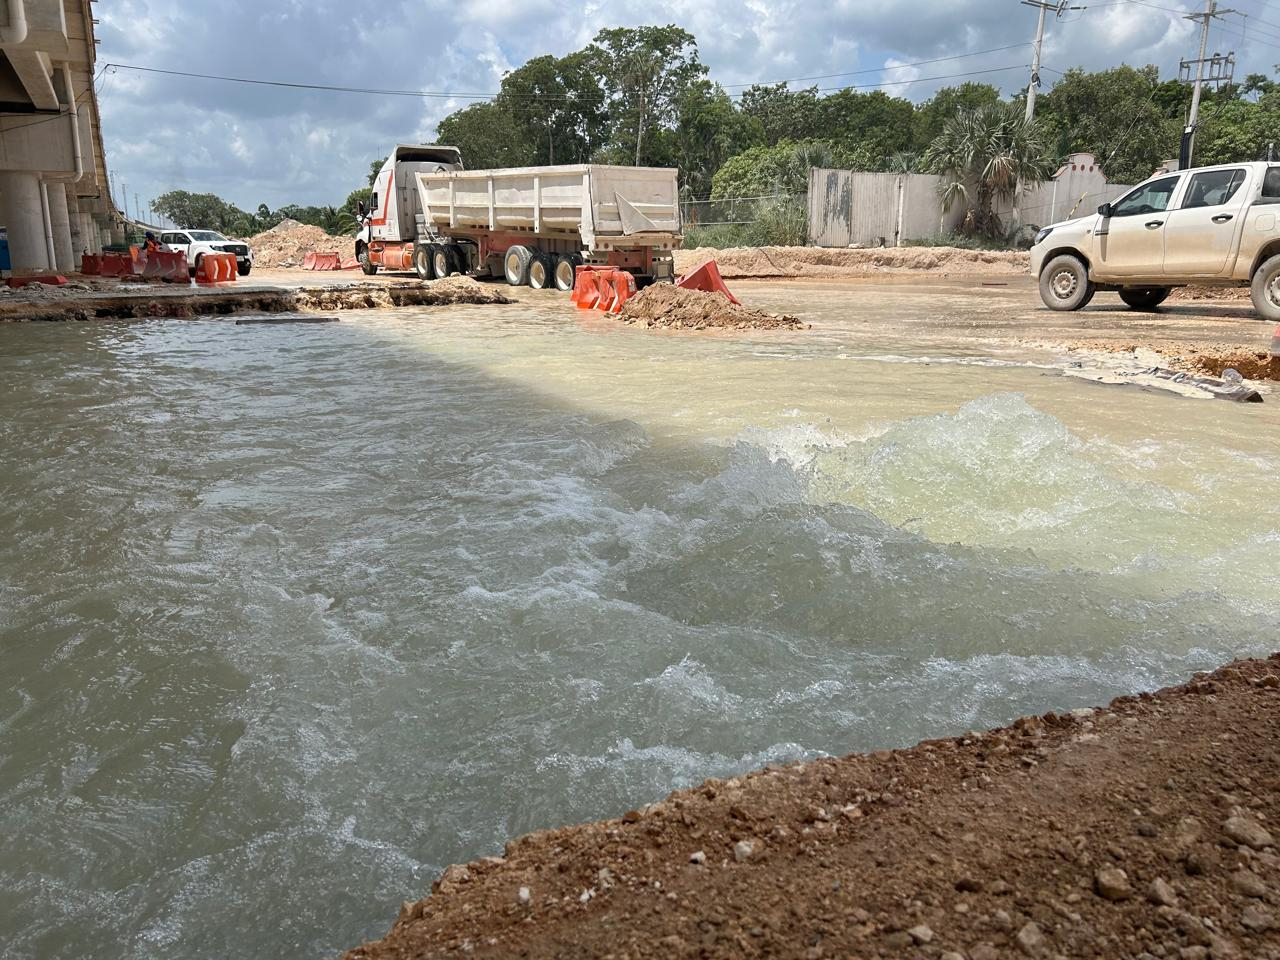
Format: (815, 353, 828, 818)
(163, 233, 189, 258)
(1161, 167, 1250, 276)
(1094, 174, 1182, 280)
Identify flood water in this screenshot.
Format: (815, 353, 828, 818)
(3, 288, 1279, 958)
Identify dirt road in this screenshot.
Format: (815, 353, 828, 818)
(345, 656, 1280, 960)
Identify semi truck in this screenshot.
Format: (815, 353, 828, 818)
(354, 145, 682, 290)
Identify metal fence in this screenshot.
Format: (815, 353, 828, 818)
(681, 195, 799, 228)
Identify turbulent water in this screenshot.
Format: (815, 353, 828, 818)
(2, 296, 1279, 958)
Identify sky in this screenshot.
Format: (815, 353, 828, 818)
(95, 0, 1280, 216)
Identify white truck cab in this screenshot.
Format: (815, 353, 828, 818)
(1030, 161, 1280, 318)
(161, 229, 254, 277)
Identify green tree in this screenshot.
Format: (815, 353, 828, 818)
(590, 25, 706, 166)
(435, 102, 533, 170)
(913, 83, 1002, 149)
(738, 84, 821, 146)
(152, 190, 254, 235)
(499, 51, 608, 165)
(710, 140, 861, 199)
(923, 103, 1056, 238)
(672, 79, 760, 198)
(817, 89, 915, 168)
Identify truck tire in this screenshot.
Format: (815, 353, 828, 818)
(528, 252, 554, 289)
(415, 244, 433, 281)
(448, 243, 468, 274)
(1038, 254, 1093, 312)
(1251, 254, 1280, 321)
(238, 263, 252, 277)
(503, 245, 532, 286)
(1118, 287, 1170, 311)
(553, 253, 580, 292)
(433, 244, 456, 279)
(358, 245, 378, 276)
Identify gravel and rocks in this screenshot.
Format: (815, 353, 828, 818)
(618, 283, 803, 331)
(343, 654, 1280, 960)
(673, 245, 1031, 279)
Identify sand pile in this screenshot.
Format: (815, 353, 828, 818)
(673, 245, 1030, 279)
(295, 276, 514, 311)
(247, 219, 342, 268)
(619, 283, 802, 331)
(345, 654, 1280, 960)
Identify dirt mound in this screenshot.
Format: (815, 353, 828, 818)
(1064, 338, 1280, 383)
(295, 276, 514, 311)
(246, 221, 341, 268)
(619, 283, 802, 331)
(345, 654, 1280, 960)
(673, 245, 1030, 279)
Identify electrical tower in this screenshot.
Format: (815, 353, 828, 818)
(1179, 0, 1236, 168)
(1022, 0, 1084, 123)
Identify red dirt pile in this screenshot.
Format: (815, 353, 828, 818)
(619, 283, 803, 331)
(673, 245, 1030, 279)
(345, 655, 1280, 960)
(246, 219, 341, 268)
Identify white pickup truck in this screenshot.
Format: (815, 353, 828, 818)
(1030, 161, 1280, 319)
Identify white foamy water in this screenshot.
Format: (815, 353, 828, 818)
(1, 299, 1277, 958)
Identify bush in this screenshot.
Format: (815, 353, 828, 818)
(683, 195, 809, 249)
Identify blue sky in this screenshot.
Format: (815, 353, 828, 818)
(95, 0, 1278, 215)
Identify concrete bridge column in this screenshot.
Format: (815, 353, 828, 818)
(44, 181, 74, 272)
(0, 172, 52, 272)
(81, 212, 98, 255)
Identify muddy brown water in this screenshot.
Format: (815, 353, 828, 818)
(2, 281, 1278, 958)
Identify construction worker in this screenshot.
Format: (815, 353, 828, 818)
(144, 231, 164, 253)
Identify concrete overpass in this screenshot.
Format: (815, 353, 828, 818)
(0, 0, 118, 274)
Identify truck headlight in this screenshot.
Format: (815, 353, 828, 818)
(1034, 227, 1053, 246)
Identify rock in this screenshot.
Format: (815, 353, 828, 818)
(1015, 920, 1046, 956)
(517, 886, 531, 906)
(955, 876, 984, 893)
(1231, 869, 1266, 898)
(1257, 674, 1279, 688)
(941, 953, 965, 960)
(1070, 707, 1095, 719)
(734, 839, 759, 862)
(883, 931, 914, 949)
(1224, 816, 1274, 850)
(1095, 867, 1134, 901)
(1241, 905, 1274, 931)
(1174, 816, 1203, 848)
(1148, 877, 1178, 906)
(433, 863, 471, 894)
(971, 945, 1000, 960)
(689, 850, 707, 865)
(579, 888, 593, 903)
(908, 924, 934, 944)
(1181, 948, 1208, 960)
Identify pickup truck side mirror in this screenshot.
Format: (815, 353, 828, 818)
(1097, 202, 1113, 218)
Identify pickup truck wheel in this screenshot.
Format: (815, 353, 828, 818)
(503, 245, 532, 286)
(414, 245, 432, 281)
(553, 254, 580, 292)
(359, 246, 378, 276)
(1039, 254, 1094, 312)
(1251, 254, 1280, 321)
(238, 263, 252, 277)
(1118, 287, 1170, 310)
(528, 252, 554, 289)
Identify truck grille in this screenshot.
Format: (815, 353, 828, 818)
(219, 244, 249, 257)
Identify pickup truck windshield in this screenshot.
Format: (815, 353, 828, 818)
(1111, 177, 1179, 217)
(187, 231, 226, 242)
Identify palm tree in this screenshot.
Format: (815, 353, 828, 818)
(923, 103, 1056, 238)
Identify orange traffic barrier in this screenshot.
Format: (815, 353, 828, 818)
(81, 255, 102, 275)
(572, 266, 602, 309)
(195, 253, 238, 284)
(303, 251, 341, 271)
(7, 275, 68, 288)
(340, 256, 360, 270)
(675, 259, 740, 305)
(603, 271, 636, 313)
(142, 251, 191, 284)
(98, 253, 134, 277)
(572, 265, 641, 314)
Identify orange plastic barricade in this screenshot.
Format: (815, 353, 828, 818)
(7, 275, 67, 288)
(603, 271, 637, 313)
(339, 256, 360, 270)
(142, 251, 190, 283)
(195, 253, 238, 284)
(675, 259, 740, 305)
(572, 266, 602, 310)
(572, 266, 643, 314)
(303, 251, 341, 271)
(98, 253, 132, 277)
(81, 255, 102, 275)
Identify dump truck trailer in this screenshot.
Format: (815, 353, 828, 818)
(355, 145, 682, 290)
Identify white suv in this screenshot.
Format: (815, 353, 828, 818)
(1030, 161, 1280, 319)
(161, 229, 255, 277)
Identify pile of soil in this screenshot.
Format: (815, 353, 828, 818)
(619, 284, 803, 331)
(344, 654, 1280, 960)
(674, 246, 1030, 279)
(246, 219, 342, 268)
(295, 276, 513, 311)
(1064, 338, 1280, 383)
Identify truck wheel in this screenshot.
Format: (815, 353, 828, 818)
(238, 263, 252, 277)
(1251, 254, 1280, 321)
(553, 254, 580, 292)
(447, 243, 468, 274)
(415, 245, 434, 281)
(358, 245, 378, 276)
(433, 244, 456, 279)
(503, 245, 532, 286)
(528, 252, 554, 289)
(1038, 254, 1093, 311)
(1118, 287, 1170, 311)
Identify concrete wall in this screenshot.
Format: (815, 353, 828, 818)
(809, 154, 1132, 248)
(0, 0, 117, 273)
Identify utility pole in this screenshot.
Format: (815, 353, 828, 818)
(1022, 0, 1083, 123)
(1180, 0, 1236, 168)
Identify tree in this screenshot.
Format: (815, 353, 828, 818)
(913, 83, 1002, 149)
(923, 103, 1056, 238)
(152, 190, 253, 235)
(368, 159, 383, 186)
(498, 52, 608, 165)
(738, 84, 821, 146)
(435, 102, 533, 169)
(817, 89, 915, 169)
(590, 25, 706, 166)
(710, 140, 861, 199)
(672, 80, 760, 199)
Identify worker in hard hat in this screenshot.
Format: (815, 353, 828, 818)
(144, 231, 164, 253)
